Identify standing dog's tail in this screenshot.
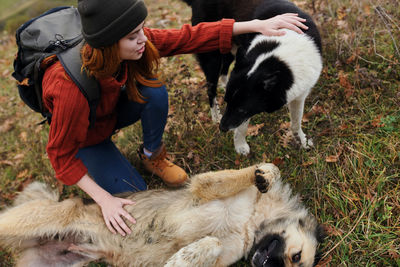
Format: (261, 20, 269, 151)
(0, 182, 101, 266)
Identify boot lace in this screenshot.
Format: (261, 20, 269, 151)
(150, 148, 173, 170)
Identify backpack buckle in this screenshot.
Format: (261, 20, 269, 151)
(50, 34, 68, 50)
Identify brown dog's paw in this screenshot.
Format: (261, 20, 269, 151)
(255, 170, 269, 193)
(254, 163, 280, 193)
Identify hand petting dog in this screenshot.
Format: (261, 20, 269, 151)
(258, 13, 309, 35)
(232, 13, 308, 36)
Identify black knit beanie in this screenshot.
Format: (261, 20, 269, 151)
(78, 0, 148, 48)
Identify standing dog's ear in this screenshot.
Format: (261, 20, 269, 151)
(234, 46, 249, 68)
(262, 71, 280, 91)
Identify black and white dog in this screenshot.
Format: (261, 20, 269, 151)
(182, 0, 322, 155)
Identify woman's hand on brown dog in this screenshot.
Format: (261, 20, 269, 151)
(76, 174, 136, 236)
(98, 194, 136, 236)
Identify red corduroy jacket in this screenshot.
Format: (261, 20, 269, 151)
(42, 19, 235, 185)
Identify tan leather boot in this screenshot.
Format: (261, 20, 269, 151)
(138, 143, 188, 187)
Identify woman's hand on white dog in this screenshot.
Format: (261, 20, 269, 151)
(259, 13, 308, 35)
(98, 195, 136, 236)
(233, 13, 308, 36)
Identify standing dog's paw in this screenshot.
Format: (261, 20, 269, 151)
(219, 75, 228, 88)
(292, 131, 313, 150)
(210, 99, 222, 123)
(235, 142, 250, 155)
(302, 137, 314, 149)
(254, 163, 280, 193)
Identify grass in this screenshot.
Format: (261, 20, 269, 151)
(0, 0, 26, 18)
(0, 0, 76, 32)
(0, 0, 399, 266)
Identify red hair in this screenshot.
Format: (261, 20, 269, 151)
(80, 39, 162, 103)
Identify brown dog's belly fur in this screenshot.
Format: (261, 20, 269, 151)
(78, 187, 258, 266)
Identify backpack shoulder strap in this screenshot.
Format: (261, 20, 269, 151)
(57, 42, 100, 128)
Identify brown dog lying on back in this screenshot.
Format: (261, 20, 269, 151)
(0, 163, 324, 266)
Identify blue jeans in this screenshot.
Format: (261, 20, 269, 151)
(76, 84, 168, 194)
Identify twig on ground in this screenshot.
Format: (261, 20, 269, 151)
(321, 210, 365, 260)
(374, 5, 400, 59)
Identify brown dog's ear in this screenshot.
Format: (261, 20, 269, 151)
(312, 224, 326, 266)
(313, 251, 323, 267)
(315, 224, 326, 244)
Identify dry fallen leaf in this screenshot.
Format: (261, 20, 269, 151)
(1, 192, 16, 201)
(339, 123, 349, 130)
(303, 104, 328, 121)
(339, 71, 354, 98)
(189, 77, 200, 84)
(17, 177, 34, 191)
(156, 19, 171, 28)
(193, 154, 201, 166)
(247, 123, 264, 136)
(363, 4, 371, 16)
(324, 224, 344, 236)
(198, 112, 210, 122)
(336, 20, 348, 29)
(272, 157, 285, 166)
(279, 130, 294, 148)
(168, 105, 175, 116)
(315, 254, 332, 267)
(16, 169, 29, 179)
(279, 122, 291, 130)
(0, 160, 14, 166)
(167, 153, 176, 162)
(19, 131, 28, 142)
(302, 114, 310, 123)
(292, 0, 307, 8)
(337, 6, 347, 20)
(325, 155, 339, 163)
(1, 69, 11, 78)
(340, 33, 350, 42)
(35, 124, 44, 133)
(216, 96, 224, 106)
(346, 53, 357, 64)
(388, 246, 400, 259)
(317, 128, 332, 137)
(371, 115, 384, 128)
(234, 155, 241, 166)
(302, 160, 314, 167)
(116, 130, 125, 138)
(13, 153, 25, 160)
(312, 104, 327, 114)
(0, 119, 14, 133)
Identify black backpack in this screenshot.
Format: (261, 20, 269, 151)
(12, 6, 100, 128)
